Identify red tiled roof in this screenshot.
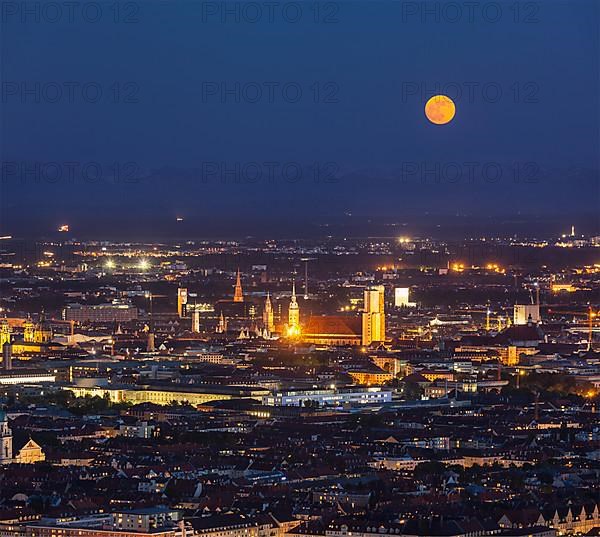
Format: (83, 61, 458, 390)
(303, 316, 362, 336)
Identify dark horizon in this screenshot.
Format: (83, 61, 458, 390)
(1, 0, 599, 235)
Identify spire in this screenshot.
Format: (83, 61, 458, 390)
(233, 268, 244, 302)
(288, 275, 300, 336)
(217, 312, 227, 334)
(263, 291, 274, 334)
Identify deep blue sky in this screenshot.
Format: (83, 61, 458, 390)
(1, 0, 599, 238)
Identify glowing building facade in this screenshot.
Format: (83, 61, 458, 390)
(191, 309, 200, 333)
(287, 281, 300, 336)
(233, 268, 244, 302)
(394, 287, 416, 308)
(362, 285, 386, 346)
(0, 411, 12, 464)
(263, 292, 274, 335)
(0, 320, 10, 348)
(177, 288, 188, 317)
(513, 304, 540, 325)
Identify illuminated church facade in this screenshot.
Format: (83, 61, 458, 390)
(287, 285, 387, 347)
(0, 411, 45, 465)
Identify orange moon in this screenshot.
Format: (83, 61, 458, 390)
(425, 95, 456, 125)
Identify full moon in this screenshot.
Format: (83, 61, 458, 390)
(425, 95, 456, 125)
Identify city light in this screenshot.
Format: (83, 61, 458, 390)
(1, 2, 598, 532)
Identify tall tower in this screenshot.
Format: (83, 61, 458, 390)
(288, 279, 300, 336)
(177, 288, 188, 318)
(0, 320, 10, 348)
(35, 317, 52, 343)
(233, 268, 244, 303)
(216, 312, 227, 334)
(0, 411, 12, 464)
(263, 292, 274, 334)
(362, 285, 385, 346)
(2, 343, 12, 371)
(191, 309, 200, 333)
(146, 332, 155, 352)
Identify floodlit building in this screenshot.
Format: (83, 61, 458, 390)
(287, 280, 300, 336)
(302, 315, 362, 346)
(191, 309, 200, 333)
(177, 287, 188, 317)
(0, 411, 12, 464)
(262, 387, 392, 407)
(514, 304, 540, 325)
(362, 285, 386, 345)
(394, 287, 416, 307)
(0, 411, 45, 464)
(0, 320, 11, 348)
(262, 292, 274, 335)
(233, 268, 244, 302)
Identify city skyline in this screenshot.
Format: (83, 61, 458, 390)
(0, 1, 599, 536)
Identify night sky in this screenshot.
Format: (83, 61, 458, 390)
(1, 0, 598, 238)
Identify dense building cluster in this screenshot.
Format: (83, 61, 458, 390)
(0, 234, 598, 537)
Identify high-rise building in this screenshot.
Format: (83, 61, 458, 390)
(263, 292, 274, 334)
(394, 287, 416, 308)
(362, 285, 385, 346)
(0, 410, 12, 464)
(393, 287, 408, 307)
(288, 280, 300, 336)
(513, 304, 540, 325)
(177, 288, 188, 318)
(233, 268, 244, 302)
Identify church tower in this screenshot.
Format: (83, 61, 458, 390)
(233, 268, 244, 302)
(0, 320, 10, 348)
(0, 411, 12, 464)
(23, 319, 35, 343)
(262, 292, 274, 335)
(287, 279, 300, 336)
(216, 312, 228, 334)
(35, 315, 53, 344)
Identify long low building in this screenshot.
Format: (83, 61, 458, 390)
(65, 384, 269, 406)
(63, 302, 138, 323)
(262, 387, 392, 407)
(0, 369, 56, 385)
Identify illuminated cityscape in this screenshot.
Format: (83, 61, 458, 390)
(1, 1, 599, 537)
(0, 231, 598, 536)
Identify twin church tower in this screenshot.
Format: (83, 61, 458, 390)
(236, 267, 300, 337)
(178, 269, 385, 345)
